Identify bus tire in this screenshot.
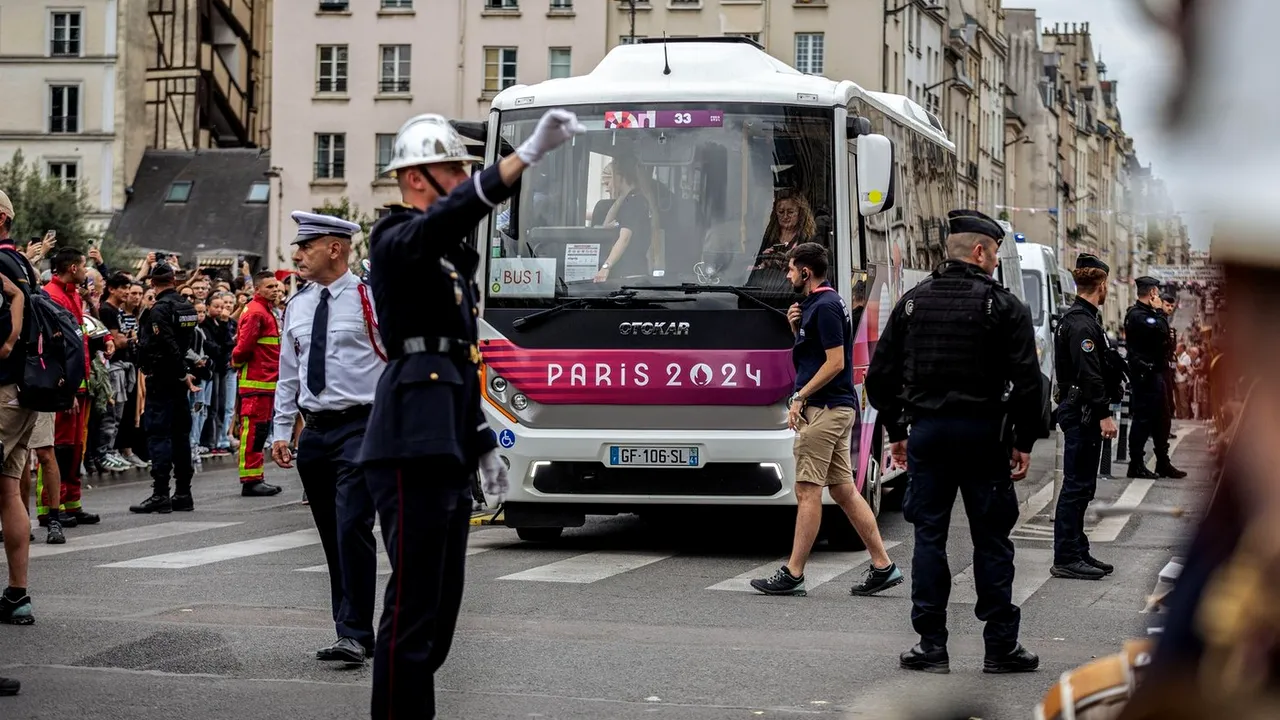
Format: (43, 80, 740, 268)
(516, 527, 564, 542)
(822, 505, 867, 551)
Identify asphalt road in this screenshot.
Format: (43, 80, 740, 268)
(0, 426, 1211, 720)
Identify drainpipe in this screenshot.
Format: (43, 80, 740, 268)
(457, 0, 467, 116)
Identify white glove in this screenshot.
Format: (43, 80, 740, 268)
(515, 109, 586, 166)
(478, 448, 509, 508)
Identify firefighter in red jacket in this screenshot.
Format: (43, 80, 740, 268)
(231, 270, 283, 496)
(40, 247, 100, 525)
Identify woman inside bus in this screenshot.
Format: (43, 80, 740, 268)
(593, 155, 654, 283)
(752, 190, 817, 271)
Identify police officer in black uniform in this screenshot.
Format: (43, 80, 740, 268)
(1050, 254, 1121, 581)
(360, 108, 584, 720)
(1123, 277, 1187, 479)
(866, 209, 1043, 675)
(130, 262, 201, 514)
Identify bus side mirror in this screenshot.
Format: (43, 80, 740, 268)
(856, 134, 896, 216)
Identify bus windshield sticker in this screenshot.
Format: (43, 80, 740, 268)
(564, 243, 601, 283)
(489, 257, 556, 298)
(604, 110, 724, 129)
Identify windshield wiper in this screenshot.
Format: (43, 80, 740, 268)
(511, 290, 695, 332)
(620, 284, 790, 320)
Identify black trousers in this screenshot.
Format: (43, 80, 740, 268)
(367, 461, 472, 720)
(1053, 406, 1103, 565)
(1129, 374, 1172, 467)
(143, 381, 193, 496)
(904, 415, 1020, 654)
(297, 410, 378, 649)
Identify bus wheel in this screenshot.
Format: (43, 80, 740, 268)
(516, 527, 564, 542)
(862, 454, 883, 519)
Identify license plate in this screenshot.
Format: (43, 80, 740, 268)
(608, 445, 699, 467)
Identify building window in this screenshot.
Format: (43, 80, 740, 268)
(375, 133, 396, 175)
(316, 45, 348, 93)
(549, 0, 572, 7)
(50, 11, 81, 56)
(483, 47, 518, 93)
(548, 48, 571, 79)
(669, 0, 700, 5)
(47, 162, 78, 190)
(48, 85, 80, 133)
(485, 0, 518, 8)
(381, 0, 412, 7)
(379, 45, 411, 93)
(794, 33, 824, 75)
(166, 181, 193, 203)
(315, 133, 346, 180)
(318, 0, 349, 10)
(246, 181, 270, 203)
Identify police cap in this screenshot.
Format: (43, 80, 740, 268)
(1075, 253, 1110, 274)
(146, 261, 176, 282)
(1135, 276, 1161, 292)
(947, 209, 1004, 242)
(290, 210, 361, 245)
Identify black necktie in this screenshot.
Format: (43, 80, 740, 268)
(307, 288, 330, 397)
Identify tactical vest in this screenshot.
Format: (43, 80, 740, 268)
(901, 273, 1002, 402)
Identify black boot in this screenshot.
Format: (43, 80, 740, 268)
(241, 481, 282, 497)
(1083, 554, 1114, 575)
(984, 643, 1040, 673)
(1126, 463, 1158, 479)
(1155, 461, 1188, 479)
(1050, 561, 1106, 580)
(900, 643, 950, 673)
(171, 494, 194, 512)
(130, 494, 172, 514)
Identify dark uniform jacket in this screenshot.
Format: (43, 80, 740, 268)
(138, 288, 198, 385)
(866, 260, 1043, 453)
(1054, 296, 1110, 423)
(1123, 302, 1172, 382)
(359, 164, 518, 467)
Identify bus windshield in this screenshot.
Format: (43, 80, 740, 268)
(1022, 269, 1044, 326)
(486, 103, 834, 310)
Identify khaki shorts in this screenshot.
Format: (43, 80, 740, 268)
(29, 412, 54, 450)
(0, 384, 37, 479)
(793, 404, 857, 487)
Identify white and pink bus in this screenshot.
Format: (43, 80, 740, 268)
(476, 37, 958, 545)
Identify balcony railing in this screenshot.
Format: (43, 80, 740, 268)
(316, 78, 348, 93)
(50, 40, 79, 56)
(315, 162, 346, 180)
(378, 78, 411, 93)
(49, 115, 79, 133)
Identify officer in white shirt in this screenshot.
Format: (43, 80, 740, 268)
(271, 211, 385, 666)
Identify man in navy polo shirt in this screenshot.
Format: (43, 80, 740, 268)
(751, 242, 902, 597)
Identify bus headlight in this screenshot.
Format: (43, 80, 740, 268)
(511, 393, 529, 411)
(491, 375, 508, 394)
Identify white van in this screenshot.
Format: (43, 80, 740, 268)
(1016, 238, 1072, 406)
(995, 220, 1027, 304)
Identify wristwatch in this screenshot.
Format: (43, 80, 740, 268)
(788, 392, 806, 408)
(600, 262, 611, 271)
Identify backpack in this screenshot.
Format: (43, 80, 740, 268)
(0, 249, 86, 412)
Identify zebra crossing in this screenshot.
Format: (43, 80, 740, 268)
(6, 519, 1072, 603)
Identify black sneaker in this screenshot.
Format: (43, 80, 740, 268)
(171, 494, 194, 512)
(0, 676, 18, 696)
(0, 591, 34, 625)
(984, 643, 1040, 674)
(46, 519, 65, 545)
(130, 494, 172, 514)
(1050, 561, 1106, 580)
(850, 562, 905, 596)
(1084, 554, 1114, 575)
(1155, 463, 1188, 479)
(749, 565, 807, 596)
(900, 643, 950, 674)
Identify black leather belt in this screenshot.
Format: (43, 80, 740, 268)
(402, 336, 481, 364)
(301, 404, 372, 431)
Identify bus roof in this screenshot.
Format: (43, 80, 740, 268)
(491, 37, 953, 151)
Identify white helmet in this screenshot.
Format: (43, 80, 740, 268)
(381, 114, 483, 176)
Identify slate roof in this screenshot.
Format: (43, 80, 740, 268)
(109, 149, 271, 265)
